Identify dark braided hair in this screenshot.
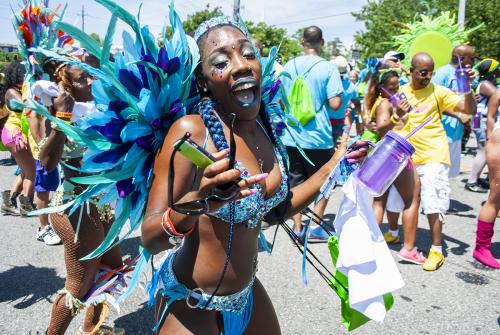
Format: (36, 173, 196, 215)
(0, 60, 25, 108)
(198, 97, 229, 151)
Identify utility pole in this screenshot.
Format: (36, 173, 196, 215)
(233, 0, 240, 20)
(80, 5, 85, 32)
(458, 0, 466, 28)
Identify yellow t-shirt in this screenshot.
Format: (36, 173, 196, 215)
(398, 83, 461, 165)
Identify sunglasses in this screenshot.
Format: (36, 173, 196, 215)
(414, 69, 434, 77)
(168, 114, 240, 215)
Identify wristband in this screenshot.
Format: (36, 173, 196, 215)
(390, 114, 400, 125)
(55, 111, 72, 121)
(161, 208, 195, 237)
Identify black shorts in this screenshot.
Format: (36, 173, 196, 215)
(285, 146, 333, 188)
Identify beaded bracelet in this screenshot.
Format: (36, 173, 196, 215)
(161, 208, 195, 237)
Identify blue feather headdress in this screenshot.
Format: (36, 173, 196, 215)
(20, 0, 198, 259)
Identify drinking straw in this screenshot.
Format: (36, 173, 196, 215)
(381, 87, 394, 98)
(458, 55, 462, 69)
(405, 115, 433, 139)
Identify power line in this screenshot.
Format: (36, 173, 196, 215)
(275, 11, 358, 26)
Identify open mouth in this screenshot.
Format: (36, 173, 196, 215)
(231, 77, 258, 107)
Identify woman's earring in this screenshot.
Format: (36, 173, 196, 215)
(202, 87, 208, 93)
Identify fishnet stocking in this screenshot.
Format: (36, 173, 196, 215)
(46, 205, 122, 334)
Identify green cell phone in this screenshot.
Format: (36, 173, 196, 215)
(175, 137, 216, 168)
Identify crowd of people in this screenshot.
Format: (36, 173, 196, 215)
(0, 1, 499, 334)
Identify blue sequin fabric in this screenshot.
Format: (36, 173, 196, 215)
(210, 143, 289, 229)
(159, 249, 256, 313)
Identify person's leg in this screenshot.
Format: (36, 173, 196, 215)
(421, 164, 450, 271)
(285, 146, 307, 234)
(7, 145, 36, 198)
(372, 194, 387, 226)
(47, 208, 104, 334)
(466, 140, 487, 192)
(305, 148, 334, 240)
(243, 278, 281, 335)
(397, 168, 426, 264)
(35, 191, 50, 229)
(157, 299, 220, 334)
(473, 129, 500, 268)
(387, 211, 400, 231)
(1, 173, 22, 215)
(401, 168, 421, 252)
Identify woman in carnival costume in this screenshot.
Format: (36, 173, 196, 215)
(20, 1, 367, 333)
(0, 60, 37, 216)
(0, 61, 28, 216)
(473, 59, 500, 269)
(40, 52, 127, 335)
(142, 16, 367, 334)
(466, 59, 500, 191)
(362, 65, 416, 247)
(12, 2, 129, 330)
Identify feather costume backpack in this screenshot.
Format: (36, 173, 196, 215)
(17, 0, 299, 304)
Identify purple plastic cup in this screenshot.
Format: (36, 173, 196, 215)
(472, 112, 481, 129)
(455, 68, 471, 94)
(388, 93, 402, 109)
(354, 130, 415, 196)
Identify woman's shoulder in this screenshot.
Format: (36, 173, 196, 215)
(4, 88, 21, 101)
(168, 114, 206, 143)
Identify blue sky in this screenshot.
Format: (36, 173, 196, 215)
(0, 0, 366, 48)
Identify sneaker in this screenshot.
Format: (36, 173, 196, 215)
(423, 249, 444, 271)
(465, 182, 488, 193)
(383, 231, 400, 244)
(36, 226, 62, 245)
(308, 225, 330, 241)
(397, 247, 427, 265)
(477, 178, 490, 190)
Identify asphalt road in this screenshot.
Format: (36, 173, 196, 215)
(0, 140, 499, 335)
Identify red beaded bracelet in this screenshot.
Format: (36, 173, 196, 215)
(161, 208, 195, 237)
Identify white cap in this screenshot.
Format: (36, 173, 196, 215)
(383, 51, 405, 61)
(331, 56, 349, 74)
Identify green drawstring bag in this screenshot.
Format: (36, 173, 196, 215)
(361, 129, 380, 143)
(287, 59, 325, 126)
(327, 236, 394, 331)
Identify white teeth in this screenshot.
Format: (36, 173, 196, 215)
(233, 82, 255, 92)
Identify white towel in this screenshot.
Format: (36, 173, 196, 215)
(31, 80, 97, 122)
(333, 176, 405, 322)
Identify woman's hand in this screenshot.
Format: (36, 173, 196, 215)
(346, 140, 370, 164)
(396, 99, 411, 118)
(194, 149, 268, 211)
(52, 84, 74, 119)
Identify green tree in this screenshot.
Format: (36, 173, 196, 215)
(89, 32, 103, 46)
(162, 4, 223, 40)
(161, 5, 301, 63)
(321, 38, 346, 59)
(352, 0, 498, 61)
(245, 21, 301, 63)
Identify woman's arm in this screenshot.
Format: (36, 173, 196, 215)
(39, 89, 74, 172)
(266, 140, 368, 223)
(486, 91, 500, 139)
